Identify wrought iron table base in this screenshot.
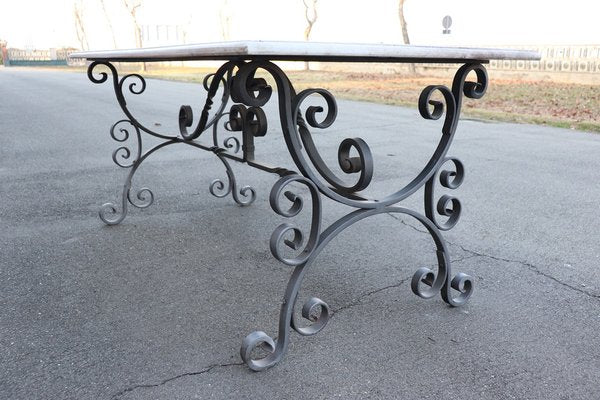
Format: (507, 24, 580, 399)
(87, 59, 486, 371)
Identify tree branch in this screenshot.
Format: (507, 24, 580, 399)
(73, 1, 89, 50)
(398, 0, 410, 45)
(100, 0, 118, 49)
(302, 0, 318, 70)
(398, 0, 415, 74)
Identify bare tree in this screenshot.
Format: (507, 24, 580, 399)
(100, 0, 118, 49)
(398, 0, 415, 74)
(73, 0, 90, 51)
(123, 0, 143, 48)
(219, 0, 232, 41)
(398, 0, 410, 45)
(122, 0, 144, 70)
(181, 13, 193, 44)
(302, 0, 318, 70)
(0, 40, 8, 66)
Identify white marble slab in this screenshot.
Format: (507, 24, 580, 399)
(70, 40, 540, 63)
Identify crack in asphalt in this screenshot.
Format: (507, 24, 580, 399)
(333, 276, 413, 314)
(453, 244, 600, 300)
(110, 274, 417, 398)
(387, 213, 600, 300)
(330, 250, 478, 315)
(111, 212, 598, 398)
(109, 256, 469, 398)
(450, 253, 480, 264)
(111, 362, 244, 399)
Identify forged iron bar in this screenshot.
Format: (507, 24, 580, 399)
(86, 58, 486, 371)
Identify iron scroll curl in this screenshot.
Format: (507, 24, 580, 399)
(88, 61, 176, 140)
(269, 174, 322, 266)
(229, 60, 487, 209)
(178, 61, 238, 140)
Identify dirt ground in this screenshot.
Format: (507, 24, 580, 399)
(283, 69, 600, 133)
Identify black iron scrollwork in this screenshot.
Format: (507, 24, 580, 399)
(227, 104, 268, 137)
(98, 119, 156, 225)
(294, 88, 374, 194)
(241, 174, 329, 371)
(425, 157, 464, 231)
(230, 69, 273, 106)
(230, 61, 377, 202)
(88, 61, 176, 140)
(178, 61, 237, 140)
(418, 84, 456, 135)
(269, 174, 321, 266)
(98, 139, 175, 225)
(409, 63, 486, 306)
(109, 119, 141, 168)
(208, 111, 256, 206)
(88, 60, 259, 219)
(222, 103, 268, 162)
(88, 59, 487, 372)
(209, 150, 256, 206)
(227, 60, 487, 211)
(419, 63, 487, 231)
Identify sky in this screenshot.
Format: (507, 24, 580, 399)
(1, 0, 598, 50)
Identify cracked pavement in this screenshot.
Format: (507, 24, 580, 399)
(391, 214, 600, 301)
(2, 68, 600, 399)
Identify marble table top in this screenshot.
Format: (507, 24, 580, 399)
(70, 40, 540, 63)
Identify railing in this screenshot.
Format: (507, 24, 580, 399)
(2, 48, 81, 66)
(488, 45, 600, 73)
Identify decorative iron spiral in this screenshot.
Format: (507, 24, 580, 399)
(293, 88, 374, 194)
(213, 111, 241, 154)
(240, 330, 277, 371)
(227, 60, 489, 210)
(119, 73, 146, 96)
(418, 84, 456, 135)
(209, 176, 231, 198)
(225, 104, 268, 138)
(425, 157, 464, 231)
(223, 136, 241, 154)
(290, 296, 330, 336)
(442, 271, 473, 307)
(230, 69, 273, 106)
(178, 61, 237, 140)
(269, 174, 322, 266)
(127, 187, 154, 209)
(411, 258, 474, 307)
(87, 61, 175, 140)
(208, 111, 256, 205)
(109, 120, 141, 168)
(209, 154, 256, 206)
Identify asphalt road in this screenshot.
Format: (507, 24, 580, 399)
(1, 67, 599, 400)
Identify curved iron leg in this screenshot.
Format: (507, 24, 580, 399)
(241, 203, 473, 370)
(100, 140, 176, 225)
(240, 259, 327, 371)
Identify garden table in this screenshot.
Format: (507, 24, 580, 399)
(70, 41, 540, 371)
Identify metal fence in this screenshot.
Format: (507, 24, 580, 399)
(2, 48, 78, 66)
(489, 45, 600, 73)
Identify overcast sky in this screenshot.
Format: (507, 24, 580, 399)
(2, 0, 598, 49)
